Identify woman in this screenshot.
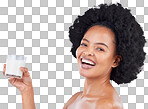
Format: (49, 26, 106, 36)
(3, 3, 146, 109)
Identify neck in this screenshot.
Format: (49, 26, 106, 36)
(82, 74, 112, 98)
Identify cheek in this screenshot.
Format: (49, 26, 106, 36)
(76, 47, 82, 58)
(76, 48, 78, 57)
(96, 51, 110, 60)
(97, 54, 114, 66)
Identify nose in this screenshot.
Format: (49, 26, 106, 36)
(83, 52, 94, 56)
(83, 48, 94, 56)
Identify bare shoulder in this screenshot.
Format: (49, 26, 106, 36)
(95, 85, 124, 109)
(95, 98, 123, 109)
(63, 91, 82, 109)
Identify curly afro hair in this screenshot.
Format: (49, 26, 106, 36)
(68, 3, 147, 85)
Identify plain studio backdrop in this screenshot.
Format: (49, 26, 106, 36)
(0, 0, 148, 109)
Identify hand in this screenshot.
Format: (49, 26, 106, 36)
(3, 64, 33, 93)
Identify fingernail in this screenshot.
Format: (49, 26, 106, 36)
(8, 77, 12, 80)
(8, 77, 15, 80)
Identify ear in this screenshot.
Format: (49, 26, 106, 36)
(112, 55, 122, 68)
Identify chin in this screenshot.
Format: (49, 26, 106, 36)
(79, 70, 86, 77)
(79, 69, 96, 78)
(79, 68, 88, 77)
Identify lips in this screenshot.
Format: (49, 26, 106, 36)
(80, 57, 96, 69)
(80, 57, 96, 65)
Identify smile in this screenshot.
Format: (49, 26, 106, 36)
(80, 58, 96, 69)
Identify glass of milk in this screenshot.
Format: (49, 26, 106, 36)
(5, 55, 27, 79)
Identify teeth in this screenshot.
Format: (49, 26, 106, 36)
(82, 58, 95, 65)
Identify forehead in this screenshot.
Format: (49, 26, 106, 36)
(82, 25, 116, 45)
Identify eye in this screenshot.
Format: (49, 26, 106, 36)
(80, 43, 87, 46)
(97, 48, 104, 51)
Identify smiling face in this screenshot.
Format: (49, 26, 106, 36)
(76, 25, 121, 79)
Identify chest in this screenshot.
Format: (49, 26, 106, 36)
(67, 98, 98, 109)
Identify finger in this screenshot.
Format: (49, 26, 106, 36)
(8, 77, 16, 85)
(24, 67, 30, 77)
(24, 67, 28, 73)
(3, 64, 6, 76)
(8, 77, 14, 80)
(21, 67, 30, 77)
(20, 67, 24, 72)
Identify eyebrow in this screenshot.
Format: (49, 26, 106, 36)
(82, 38, 109, 48)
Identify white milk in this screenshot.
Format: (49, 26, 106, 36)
(5, 55, 26, 79)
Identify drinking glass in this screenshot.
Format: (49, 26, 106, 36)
(5, 55, 27, 79)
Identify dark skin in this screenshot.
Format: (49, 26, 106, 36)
(63, 25, 123, 109)
(2, 25, 123, 109)
(3, 65, 35, 109)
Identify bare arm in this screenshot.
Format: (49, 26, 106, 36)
(3, 64, 35, 109)
(21, 86, 35, 109)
